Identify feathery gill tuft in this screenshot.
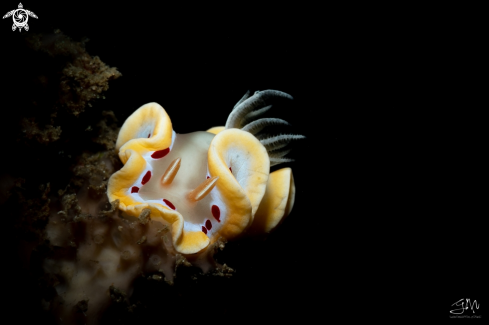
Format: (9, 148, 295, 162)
(227, 90, 305, 167)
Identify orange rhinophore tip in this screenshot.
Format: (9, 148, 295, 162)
(187, 176, 219, 202)
(161, 157, 181, 185)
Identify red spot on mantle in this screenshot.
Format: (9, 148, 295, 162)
(141, 171, 151, 185)
(211, 205, 221, 222)
(206, 176, 210, 179)
(148, 133, 151, 138)
(131, 186, 139, 193)
(205, 219, 212, 230)
(202, 226, 207, 234)
(229, 167, 232, 173)
(151, 148, 170, 159)
(163, 199, 175, 210)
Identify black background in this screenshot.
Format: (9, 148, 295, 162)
(0, 1, 484, 322)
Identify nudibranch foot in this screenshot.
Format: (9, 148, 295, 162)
(108, 89, 304, 258)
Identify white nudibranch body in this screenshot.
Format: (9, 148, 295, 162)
(107, 90, 303, 254)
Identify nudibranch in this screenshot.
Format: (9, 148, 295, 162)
(107, 90, 304, 255)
